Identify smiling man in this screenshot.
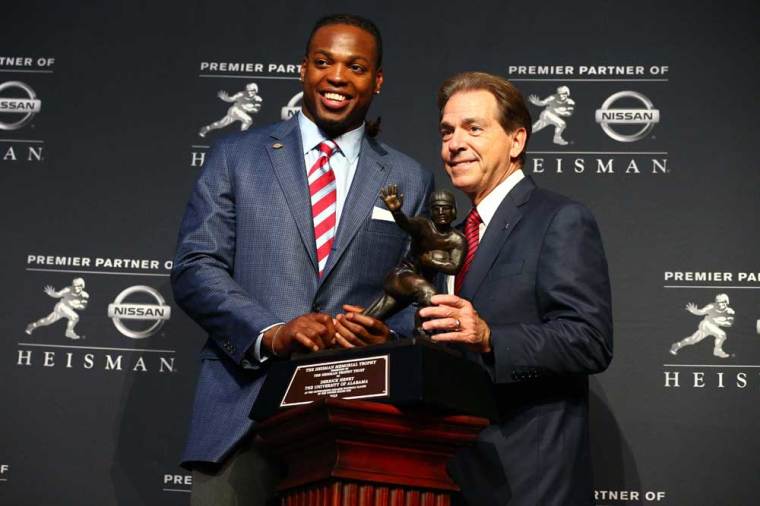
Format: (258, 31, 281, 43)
(300, 22, 380, 138)
(420, 72, 613, 505)
(171, 14, 433, 506)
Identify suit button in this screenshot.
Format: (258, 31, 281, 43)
(312, 305, 321, 313)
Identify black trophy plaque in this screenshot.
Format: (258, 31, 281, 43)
(250, 338, 497, 421)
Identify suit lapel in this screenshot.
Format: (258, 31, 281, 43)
(460, 176, 535, 299)
(266, 119, 318, 272)
(320, 136, 389, 283)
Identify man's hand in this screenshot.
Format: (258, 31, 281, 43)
(418, 294, 492, 353)
(685, 302, 698, 314)
(380, 185, 403, 212)
(44, 285, 57, 297)
(335, 304, 391, 348)
(263, 313, 335, 358)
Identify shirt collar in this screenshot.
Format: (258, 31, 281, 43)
(475, 169, 525, 228)
(297, 112, 365, 162)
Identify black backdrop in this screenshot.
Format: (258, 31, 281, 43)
(2, 1, 759, 504)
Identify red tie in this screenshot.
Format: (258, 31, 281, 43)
(455, 208, 482, 295)
(308, 141, 338, 276)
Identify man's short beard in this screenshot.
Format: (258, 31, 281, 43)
(315, 117, 351, 137)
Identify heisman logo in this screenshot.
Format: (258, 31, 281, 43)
(669, 294, 735, 359)
(528, 86, 575, 145)
(198, 82, 263, 138)
(0, 81, 42, 131)
(281, 91, 303, 120)
(107, 285, 171, 339)
(25, 278, 89, 340)
(595, 91, 660, 142)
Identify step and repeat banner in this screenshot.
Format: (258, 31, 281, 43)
(2, 1, 758, 505)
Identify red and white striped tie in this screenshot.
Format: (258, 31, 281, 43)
(308, 140, 338, 276)
(455, 207, 482, 295)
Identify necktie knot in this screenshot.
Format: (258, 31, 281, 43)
(308, 140, 338, 177)
(465, 208, 482, 228)
(318, 140, 337, 158)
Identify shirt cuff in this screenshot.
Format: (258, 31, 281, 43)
(253, 322, 285, 362)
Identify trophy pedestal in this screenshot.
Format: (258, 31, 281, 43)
(254, 398, 489, 506)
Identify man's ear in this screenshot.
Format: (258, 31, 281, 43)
(374, 69, 384, 94)
(510, 127, 527, 159)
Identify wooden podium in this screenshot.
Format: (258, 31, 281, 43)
(255, 398, 488, 506)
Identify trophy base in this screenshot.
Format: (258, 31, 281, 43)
(250, 337, 497, 422)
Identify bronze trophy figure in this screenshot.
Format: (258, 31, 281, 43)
(363, 185, 467, 336)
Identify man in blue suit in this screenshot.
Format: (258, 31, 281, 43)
(420, 72, 613, 505)
(171, 15, 433, 505)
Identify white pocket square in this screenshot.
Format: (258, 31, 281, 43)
(371, 206, 395, 222)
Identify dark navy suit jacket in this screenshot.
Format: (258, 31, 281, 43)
(448, 175, 613, 506)
(171, 117, 433, 466)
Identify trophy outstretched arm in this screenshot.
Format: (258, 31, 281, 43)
(380, 184, 421, 235)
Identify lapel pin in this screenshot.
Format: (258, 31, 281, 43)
(272, 143, 284, 149)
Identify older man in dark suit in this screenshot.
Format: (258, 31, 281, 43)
(420, 72, 613, 506)
(172, 15, 433, 505)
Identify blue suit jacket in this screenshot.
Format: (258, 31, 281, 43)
(171, 118, 434, 466)
(448, 175, 613, 506)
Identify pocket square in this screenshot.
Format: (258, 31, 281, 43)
(371, 206, 395, 222)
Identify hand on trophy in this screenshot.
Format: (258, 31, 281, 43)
(419, 294, 492, 353)
(264, 313, 335, 358)
(335, 304, 390, 348)
(380, 185, 403, 212)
